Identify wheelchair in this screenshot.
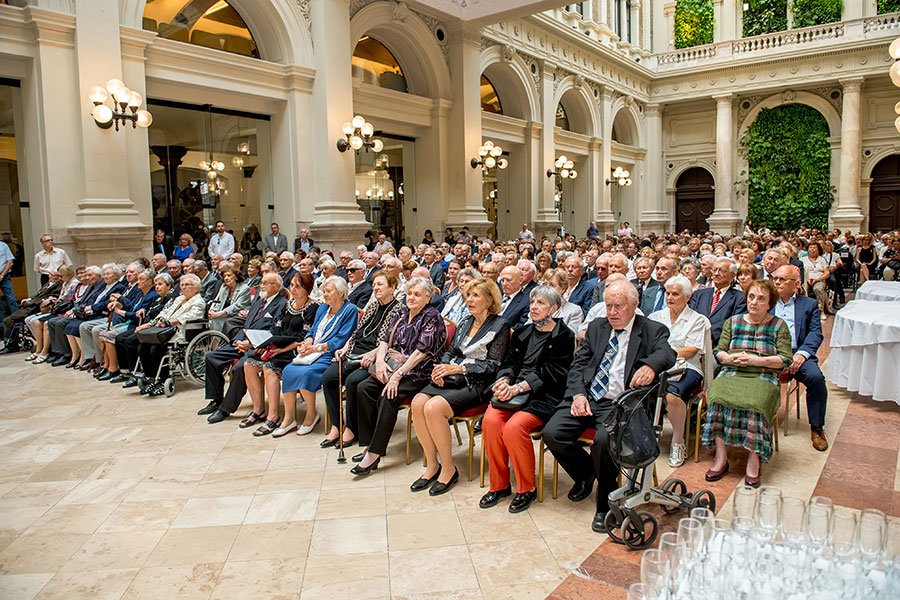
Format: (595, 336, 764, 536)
(602, 370, 717, 551)
(135, 319, 229, 397)
(5, 321, 36, 354)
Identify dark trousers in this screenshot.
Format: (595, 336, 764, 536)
(3, 306, 35, 341)
(40, 274, 49, 286)
(138, 341, 168, 380)
(115, 330, 141, 372)
(790, 357, 828, 428)
(204, 344, 250, 413)
(542, 398, 618, 512)
(48, 316, 73, 355)
(827, 274, 845, 304)
(356, 374, 426, 456)
(321, 360, 370, 440)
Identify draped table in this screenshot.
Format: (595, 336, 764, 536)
(827, 300, 900, 404)
(854, 281, 900, 302)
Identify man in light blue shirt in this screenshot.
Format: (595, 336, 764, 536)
(0, 240, 18, 317)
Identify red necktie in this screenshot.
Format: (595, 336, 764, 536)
(710, 289, 722, 314)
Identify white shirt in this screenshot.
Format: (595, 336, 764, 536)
(519, 228, 534, 241)
(501, 289, 521, 313)
(580, 302, 644, 338)
(800, 255, 828, 282)
(33, 247, 72, 275)
(374, 241, 393, 253)
(208, 232, 235, 258)
(648, 306, 708, 376)
(605, 315, 636, 400)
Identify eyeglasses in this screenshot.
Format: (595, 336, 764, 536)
(711, 268, 731, 274)
(346, 268, 361, 273)
(772, 277, 797, 283)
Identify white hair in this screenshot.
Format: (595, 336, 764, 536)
(714, 256, 738, 274)
(405, 276, 435, 301)
(180, 273, 201, 287)
(322, 275, 349, 300)
(348, 259, 365, 270)
(665, 275, 694, 298)
(605, 279, 639, 305)
(86, 265, 102, 276)
(102, 263, 123, 277)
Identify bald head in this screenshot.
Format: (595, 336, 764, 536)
(500, 265, 522, 296)
(608, 254, 628, 274)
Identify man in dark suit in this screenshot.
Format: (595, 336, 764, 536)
(588, 255, 611, 309)
(771, 265, 829, 451)
(335, 251, 353, 280)
(543, 280, 676, 533)
(153, 229, 172, 258)
(346, 259, 372, 308)
(688, 257, 747, 347)
(639, 257, 678, 316)
(629, 256, 658, 305)
(293, 228, 315, 253)
(47, 268, 109, 365)
(499, 266, 530, 330)
(423, 247, 445, 289)
(200, 273, 288, 423)
(263, 223, 288, 255)
(0, 273, 62, 353)
(563, 255, 596, 316)
(517, 259, 538, 295)
(194, 260, 222, 303)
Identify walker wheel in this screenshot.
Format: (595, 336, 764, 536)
(604, 510, 625, 544)
(621, 510, 659, 550)
(661, 479, 688, 514)
(164, 378, 175, 397)
(691, 489, 717, 513)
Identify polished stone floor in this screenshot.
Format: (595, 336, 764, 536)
(0, 313, 897, 599)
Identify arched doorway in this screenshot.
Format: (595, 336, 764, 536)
(675, 168, 714, 233)
(870, 155, 900, 233)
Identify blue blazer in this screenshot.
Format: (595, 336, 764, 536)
(769, 294, 823, 359)
(688, 285, 747, 346)
(305, 301, 358, 353)
(501, 289, 531, 330)
(640, 282, 668, 316)
(113, 286, 155, 326)
(568, 277, 597, 316)
(87, 281, 126, 315)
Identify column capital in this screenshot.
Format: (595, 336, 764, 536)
(645, 102, 662, 116)
(712, 93, 734, 104)
(839, 77, 865, 92)
(446, 22, 483, 48)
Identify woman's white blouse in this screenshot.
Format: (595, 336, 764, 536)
(648, 305, 707, 375)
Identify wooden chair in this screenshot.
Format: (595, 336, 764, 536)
(451, 405, 488, 481)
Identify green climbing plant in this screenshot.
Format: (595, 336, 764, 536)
(737, 104, 834, 231)
(674, 0, 715, 48)
(742, 0, 788, 37)
(792, 0, 843, 28)
(878, 0, 900, 14)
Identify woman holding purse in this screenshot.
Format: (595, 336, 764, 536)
(275, 276, 357, 437)
(480, 286, 574, 513)
(409, 277, 510, 496)
(242, 272, 319, 436)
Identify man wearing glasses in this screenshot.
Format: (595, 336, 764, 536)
(688, 256, 746, 346)
(33, 234, 72, 286)
(346, 259, 372, 308)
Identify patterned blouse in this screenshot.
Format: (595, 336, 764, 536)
(715, 315, 792, 387)
(381, 304, 447, 383)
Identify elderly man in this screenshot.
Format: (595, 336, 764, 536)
(689, 257, 746, 346)
(761, 248, 786, 280)
(590, 254, 627, 308)
(229, 252, 245, 274)
(481, 261, 500, 283)
(423, 247, 444, 289)
(277, 251, 295, 285)
(577, 273, 644, 341)
(373, 233, 392, 254)
(362, 252, 380, 281)
(543, 280, 675, 532)
(264, 222, 288, 255)
(499, 265, 530, 330)
(78, 263, 143, 369)
(48, 266, 117, 367)
(335, 251, 353, 280)
(0, 272, 62, 354)
(630, 257, 658, 305)
(208, 220, 235, 260)
(639, 257, 678, 315)
(347, 259, 373, 308)
(153, 229, 170, 257)
(166, 260, 183, 292)
(293, 227, 315, 254)
(32, 234, 72, 286)
(182, 257, 196, 275)
(697, 254, 716, 287)
(517, 259, 537, 294)
(194, 260, 222, 302)
(771, 265, 830, 451)
(564, 256, 597, 316)
(151, 253, 168, 273)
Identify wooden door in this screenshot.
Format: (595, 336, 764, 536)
(870, 155, 900, 233)
(675, 168, 715, 233)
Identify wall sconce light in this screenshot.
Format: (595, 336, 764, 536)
(337, 115, 384, 153)
(606, 166, 632, 186)
(547, 155, 578, 179)
(89, 79, 152, 131)
(470, 140, 508, 171)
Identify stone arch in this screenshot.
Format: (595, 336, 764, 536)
(666, 159, 718, 190)
(553, 78, 598, 137)
(479, 46, 539, 122)
(349, 3, 452, 99)
(738, 91, 841, 140)
(863, 147, 900, 179)
(120, 0, 314, 66)
(609, 102, 644, 148)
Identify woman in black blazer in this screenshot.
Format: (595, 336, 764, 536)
(409, 277, 509, 496)
(480, 286, 575, 513)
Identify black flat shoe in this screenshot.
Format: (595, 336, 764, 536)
(109, 373, 129, 384)
(51, 356, 70, 367)
(479, 486, 511, 508)
(97, 370, 117, 381)
(340, 437, 357, 448)
(411, 467, 442, 493)
(592, 511, 608, 533)
(429, 468, 459, 496)
(351, 452, 365, 463)
(122, 377, 138, 389)
(349, 457, 380, 476)
(509, 490, 536, 514)
(65, 361, 79, 369)
(320, 437, 340, 448)
(567, 480, 593, 502)
(207, 409, 229, 424)
(196, 401, 217, 416)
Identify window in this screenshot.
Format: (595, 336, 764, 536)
(556, 104, 570, 130)
(143, 1, 259, 58)
(480, 75, 503, 115)
(352, 36, 408, 93)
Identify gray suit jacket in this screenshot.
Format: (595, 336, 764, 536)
(264, 233, 288, 255)
(210, 283, 252, 316)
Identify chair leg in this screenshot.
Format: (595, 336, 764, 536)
(795, 386, 801, 420)
(453, 420, 462, 446)
(479, 431, 485, 488)
(684, 402, 692, 457)
(782, 383, 789, 437)
(323, 405, 330, 434)
(466, 420, 475, 481)
(774, 415, 779, 452)
(552, 458, 559, 500)
(406, 410, 412, 465)
(537, 438, 544, 503)
(694, 398, 704, 463)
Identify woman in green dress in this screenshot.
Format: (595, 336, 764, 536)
(702, 279, 792, 488)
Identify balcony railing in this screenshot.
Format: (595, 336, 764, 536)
(732, 22, 843, 53)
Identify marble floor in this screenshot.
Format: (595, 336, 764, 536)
(0, 312, 897, 599)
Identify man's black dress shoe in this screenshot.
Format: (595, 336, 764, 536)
(429, 468, 459, 496)
(478, 486, 511, 508)
(567, 480, 593, 502)
(349, 457, 380, 476)
(351, 452, 365, 463)
(94, 368, 109, 379)
(97, 370, 117, 381)
(411, 467, 442, 493)
(509, 490, 537, 514)
(207, 409, 229, 424)
(592, 512, 608, 533)
(51, 356, 70, 367)
(473, 416, 483, 434)
(197, 401, 217, 416)
(109, 373, 129, 384)
(122, 377, 138, 389)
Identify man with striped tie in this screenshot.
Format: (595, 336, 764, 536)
(543, 280, 676, 534)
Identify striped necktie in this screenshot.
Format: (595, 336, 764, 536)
(653, 287, 666, 311)
(589, 330, 622, 401)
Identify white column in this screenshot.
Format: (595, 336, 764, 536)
(707, 94, 741, 235)
(661, 1, 677, 50)
(534, 63, 560, 238)
(832, 77, 866, 232)
(720, 0, 737, 42)
(444, 22, 492, 239)
(640, 103, 668, 234)
(309, 0, 370, 251)
(596, 87, 616, 235)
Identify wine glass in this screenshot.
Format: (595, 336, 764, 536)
(658, 531, 684, 562)
(640, 549, 670, 596)
(858, 517, 886, 566)
(723, 531, 750, 562)
(831, 508, 858, 558)
(627, 582, 654, 600)
(780, 496, 807, 544)
(733, 485, 758, 519)
(731, 516, 754, 535)
(677, 517, 704, 558)
(886, 521, 900, 567)
(806, 501, 833, 549)
(707, 518, 731, 554)
(755, 492, 782, 534)
(690, 507, 714, 555)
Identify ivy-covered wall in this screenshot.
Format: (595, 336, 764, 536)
(674, 0, 714, 48)
(878, 0, 900, 14)
(742, 0, 788, 37)
(792, 0, 842, 28)
(740, 104, 833, 231)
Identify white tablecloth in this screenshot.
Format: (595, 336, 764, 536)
(854, 280, 900, 302)
(827, 300, 900, 404)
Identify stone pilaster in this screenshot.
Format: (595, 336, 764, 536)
(831, 77, 866, 232)
(707, 94, 741, 235)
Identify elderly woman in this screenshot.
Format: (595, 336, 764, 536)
(679, 257, 702, 292)
(480, 286, 575, 512)
(311, 258, 337, 302)
(112, 273, 175, 385)
(28, 265, 77, 364)
(173, 233, 195, 262)
(441, 267, 478, 325)
(208, 264, 251, 332)
(67, 264, 125, 369)
(701, 279, 792, 488)
(441, 260, 464, 299)
(79, 263, 143, 373)
(408, 277, 509, 494)
(95, 268, 159, 381)
(321, 271, 402, 448)
(246, 258, 262, 289)
(648, 275, 711, 467)
(536, 251, 553, 277)
(242, 272, 319, 436)
(136, 273, 207, 396)
(349, 277, 447, 476)
(800, 241, 831, 316)
(539, 268, 583, 333)
(276, 275, 358, 437)
(736, 263, 759, 293)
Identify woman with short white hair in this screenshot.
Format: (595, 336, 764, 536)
(310, 258, 337, 302)
(648, 274, 711, 467)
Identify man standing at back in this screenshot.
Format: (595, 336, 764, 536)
(264, 222, 288, 255)
(33, 234, 72, 286)
(208, 221, 235, 260)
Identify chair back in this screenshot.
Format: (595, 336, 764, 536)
(444, 321, 456, 350)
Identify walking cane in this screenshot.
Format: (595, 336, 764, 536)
(336, 357, 346, 463)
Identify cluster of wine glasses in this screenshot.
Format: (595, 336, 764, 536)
(628, 487, 900, 600)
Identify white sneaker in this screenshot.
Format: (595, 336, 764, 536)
(668, 442, 687, 467)
(297, 414, 321, 436)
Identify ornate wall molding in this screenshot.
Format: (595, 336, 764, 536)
(296, 0, 311, 39)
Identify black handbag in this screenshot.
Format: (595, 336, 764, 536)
(490, 392, 528, 411)
(136, 325, 177, 345)
(604, 388, 659, 470)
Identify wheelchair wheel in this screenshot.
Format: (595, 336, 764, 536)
(164, 378, 175, 397)
(661, 479, 687, 514)
(21, 335, 34, 353)
(691, 489, 716, 513)
(621, 510, 659, 550)
(184, 330, 229, 385)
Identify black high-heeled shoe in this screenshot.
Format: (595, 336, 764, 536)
(349, 456, 380, 476)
